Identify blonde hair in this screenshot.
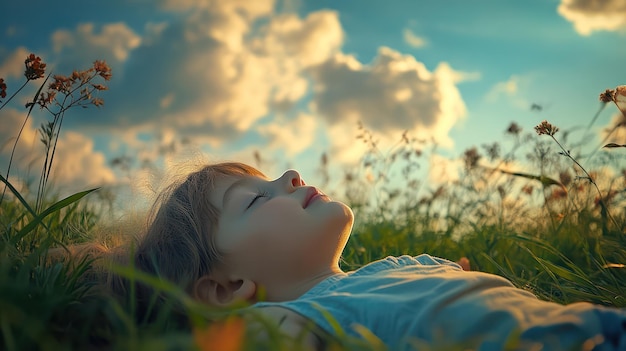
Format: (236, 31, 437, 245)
(58, 162, 265, 322)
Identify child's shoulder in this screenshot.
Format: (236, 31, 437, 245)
(352, 254, 463, 275)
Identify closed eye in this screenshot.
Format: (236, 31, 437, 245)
(247, 190, 269, 209)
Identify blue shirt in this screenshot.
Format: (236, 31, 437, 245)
(254, 254, 626, 350)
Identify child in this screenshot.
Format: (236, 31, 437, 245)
(106, 162, 625, 350)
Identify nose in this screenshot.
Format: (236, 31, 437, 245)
(280, 169, 305, 191)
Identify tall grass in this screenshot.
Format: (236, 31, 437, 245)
(1, 54, 625, 350)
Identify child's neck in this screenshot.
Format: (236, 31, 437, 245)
(262, 267, 344, 302)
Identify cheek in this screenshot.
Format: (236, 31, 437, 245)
(254, 198, 304, 227)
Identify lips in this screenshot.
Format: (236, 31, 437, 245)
(303, 187, 324, 208)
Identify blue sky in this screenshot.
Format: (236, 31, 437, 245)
(1, 0, 625, 208)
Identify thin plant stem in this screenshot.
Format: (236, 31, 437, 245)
(0, 75, 50, 206)
(0, 80, 29, 110)
(585, 103, 606, 131)
(549, 135, 620, 232)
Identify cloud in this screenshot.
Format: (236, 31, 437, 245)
(75, 4, 342, 151)
(51, 22, 140, 75)
(428, 154, 461, 185)
(51, 131, 116, 189)
(325, 121, 370, 165)
(308, 46, 467, 149)
(485, 75, 529, 109)
(557, 0, 626, 36)
(157, 0, 275, 18)
(0, 47, 30, 79)
(599, 112, 626, 146)
(0, 109, 40, 182)
(486, 75, 519, 99)
(4, 0, 473, 189)
(403, 28, 427, 48)
(257, 10, 343, 110)
(257, 113, 319, 157)
(0, 109, 116, 194)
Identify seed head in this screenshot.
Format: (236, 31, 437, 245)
(93, 60, 112, 81)
(599, 89, 615, 103)
(24, 53, 46, 80)
(534, 120, 559, 136)
(506, 122, 522, 135)
(463, 147, 481, 169)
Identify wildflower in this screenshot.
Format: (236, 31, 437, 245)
(24, 53, 46, 80)
(91, 83, 108, 91)
(193, 317, 245, 351)
(92, 97, 104, 107)
(482, 142, 500, 161)
(615, 85, 626, 116)
(595, 191, 617, 208)
(548, 188, 567, 201)
(37, 91, 56, 107)
(506, 122, 522, 135)
(463, 147, 481, 169)
(71, 70, 81, 81)
(93, 60, 112, 80)
(0, 78, 6, 99)
(599, 89, 615, 103)
(521, 184, 533, 195)
(49, 75, 71, 93)
(559, 171, 572, 187)
(344, 172, 354, 182)
(401, 130, 409, 144)
(534, 120, 559, 136)
(457, 257, 471, 271)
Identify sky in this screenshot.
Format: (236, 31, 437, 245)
(0, 0, 625, 211)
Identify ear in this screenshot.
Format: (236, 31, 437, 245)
(193, 274, 257, 306)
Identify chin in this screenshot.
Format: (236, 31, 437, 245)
(327, 200, 354, 226)
(330, 202, 354, 240)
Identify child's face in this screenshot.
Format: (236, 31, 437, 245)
(210, 169, 354, 287)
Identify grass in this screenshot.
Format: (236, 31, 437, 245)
(1, 55, 625, 350)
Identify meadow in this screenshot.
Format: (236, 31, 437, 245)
(1, 54, 625, 350)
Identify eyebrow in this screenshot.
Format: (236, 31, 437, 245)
(222, 177, 255, 210)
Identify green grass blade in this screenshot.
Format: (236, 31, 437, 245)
(0, 173, 37, 219)
(10, 188, 99, 244)
(535, 258, 594, 287)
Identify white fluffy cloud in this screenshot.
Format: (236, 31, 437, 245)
(0, 109, 40, 181)
(4, 0, 473, 192)
(89, 4, 343, 150)
(257, 113, 319, 157)
(558, 0, 626, 36)
(403, 28, 427, 48)
(485, 75, 529, 109)
(428, 154, 461, 185)
(600, 112, 626, 145)
(0, 46, 30, 79)
(325, 121, 370, 165)
(0, 109, 115, 194)
(52, 131, 116, 189)
(309, 47, 467, 149)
